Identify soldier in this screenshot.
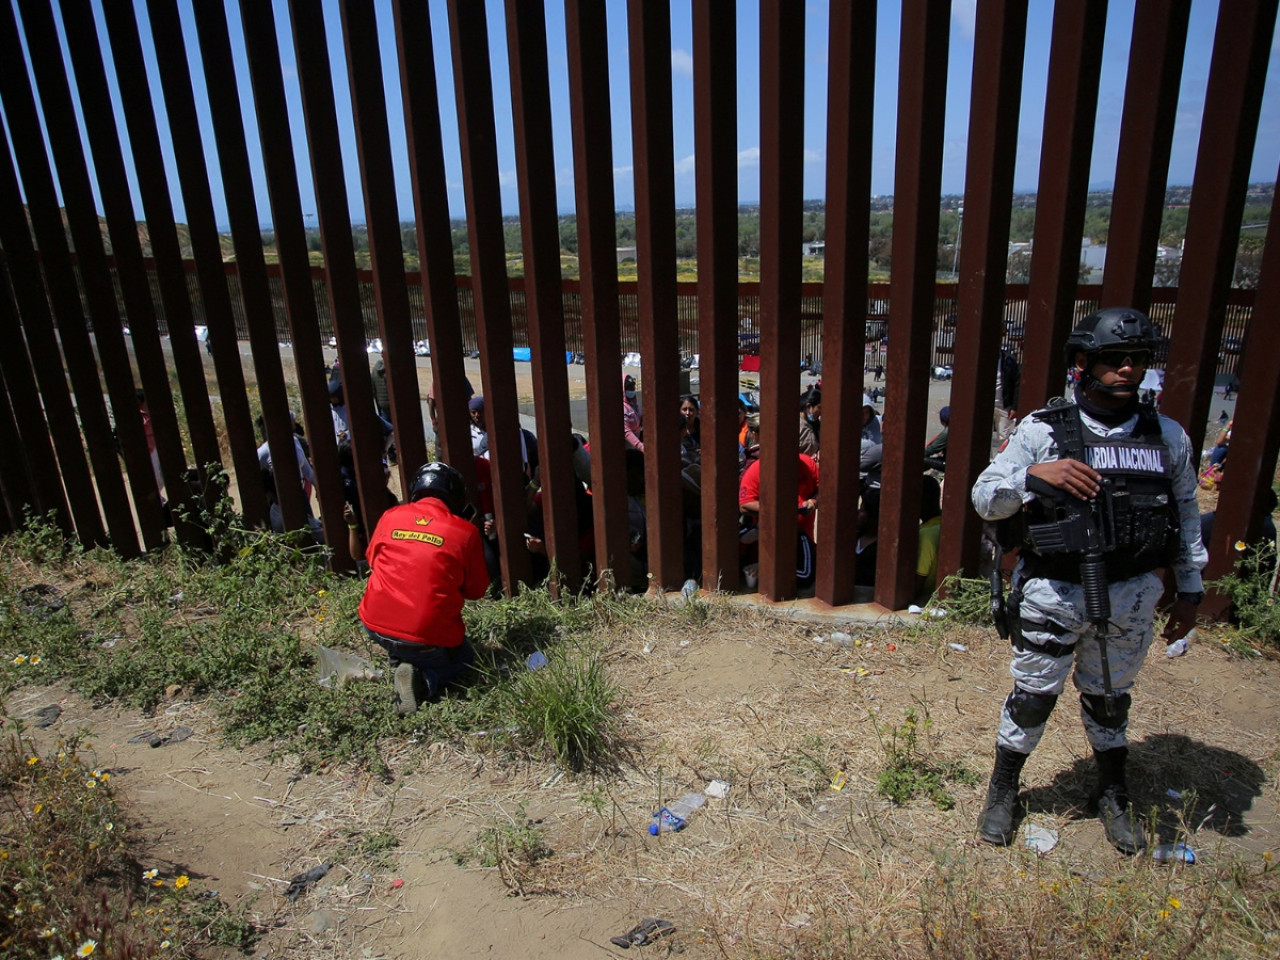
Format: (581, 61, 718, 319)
(971, 307, 1206, 853)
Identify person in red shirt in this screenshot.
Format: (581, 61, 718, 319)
(738, 453, 820, 589)
(357, 462, 490, 715)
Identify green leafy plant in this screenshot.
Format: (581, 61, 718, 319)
(875, 707, 976, 810)
(1209, 539, 1280, 650)
(936, 574, 995, 626)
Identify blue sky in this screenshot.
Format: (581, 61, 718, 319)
(5, 0, 1279, 226)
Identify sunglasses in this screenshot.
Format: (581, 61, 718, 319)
(1094, 349, 1151, 369)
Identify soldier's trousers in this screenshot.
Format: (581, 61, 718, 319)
(997, 569, 1163, 754)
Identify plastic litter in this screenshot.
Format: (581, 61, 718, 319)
(285, 862, 332, 901)
(1166, 628, 1196, 658)
(705, 779, 731, 799)
(1166, 788, 1183, 799)
(948, 643, 968, 653)
(610, 917, 675, 949)
(1153, 841, 1197, 864)
(650, 793, 705, 834)
(316, 646, 384, 688)
(830, 631, 853, 647)
(1024, 825, 1059, 854)
(830, 770, 848, 791)
(31, 704, 61, 729)
(680, 579, 698, 604)
(526, 650, 549, 671)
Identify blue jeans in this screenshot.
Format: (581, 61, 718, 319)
(362, 626, 476, 699)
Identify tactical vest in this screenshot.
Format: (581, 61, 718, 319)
(1018, 400, 1181, 582)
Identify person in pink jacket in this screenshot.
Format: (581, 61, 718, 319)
(623, 372, 644, 451)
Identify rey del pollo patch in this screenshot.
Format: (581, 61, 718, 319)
(1085, 442, 1168, 476)
(391, 529, 445, 546)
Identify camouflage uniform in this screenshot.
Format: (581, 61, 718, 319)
(973, 405, 1206, 754)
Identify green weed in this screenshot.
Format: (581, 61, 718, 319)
(874, 707, 976, 811)
(1209, 539, 1280, 650)
(936, 574, 995, 626)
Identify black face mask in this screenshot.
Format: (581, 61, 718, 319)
(679, 414, 689, 429)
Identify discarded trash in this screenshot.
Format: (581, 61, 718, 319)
(526, 650, 549, 672)
(705, 779, 731, 799)
(17, 584, 66, 619)
(168, 591, 185, 606)
(286, 862, 332, 901)
(316, 646, 383, 688)
(390, 878, 404, 890)
(948, 643, 968, 653)
(1166, 788, 1183, 800)
(1024, 825, 1059, 854)
(830, 631, 853, 647)
(30, 704, 61, 729)
(129, 726, 194, 749)
(610, 917, 675, 949)
(830, 771, 848, 792)
(1153, 842, 1197, 864)
(1166, 628, 1196, 658)
(908, 605, 924, 615)
(680, 579, 698, 604)
(649, 793, 705, 835)
(887, 643, 897, 652)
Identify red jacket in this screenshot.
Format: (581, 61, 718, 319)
(358, 497, 489, 647)
(739, 454, 820, 541)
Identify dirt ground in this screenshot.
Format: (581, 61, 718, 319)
(11, 596, 1280, 959)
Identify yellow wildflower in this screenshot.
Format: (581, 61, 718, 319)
(143, 869, 158, 880)
(13, 655, 27, 665)
(1158, 909, 1171, 920)
(174, 875, 189, 889)
(1168, 896, 1181, 910)
(77, 940, 98, 957)
(1264, 850, 1274, 863)
(154, 880, 164, 887)
(27, 756, 38, 766)
(41, 926, 57, 938)
(160, 941, 171, 949)
(85, 779, 97, 789)
(30, 655, 41, 665)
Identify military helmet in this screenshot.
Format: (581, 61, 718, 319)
(1063, 307, 1159, 367)
(409, 462, 467, 516)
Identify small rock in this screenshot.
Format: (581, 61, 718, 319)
(165, 684, 183, 699)
(307, 909, 338, 934)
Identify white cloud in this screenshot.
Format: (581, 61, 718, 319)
(614, 164, 634, 179)
(952, 0, 977, 40)
(803, 148, 821, 164)
(673, 153, 696, 177)
(738, 146, 761, 168)
(671, 48, 693, 77)
(498, 169, 519, 188)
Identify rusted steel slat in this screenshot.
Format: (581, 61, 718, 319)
(145, 0, 267, 527)
(0, 174, 87, 539)
(1160, 0, 1277, 456)
(1019, 0, 1107, 415)
(627, 0, 683, 591)
(937, 0, 1028, 584)
(564, 0, 630, 588)
(1, 0, 140, 554)
(100, 0, 221, 481)
(338, 0, 428, 496)
(239, 0, 350, 566)
(191, 0, 310, 534)
(757, 0, 805, 601)
(0, 370, 27, 531)
(287, 0, 390, 548)
(20, 0, 166, 550)
(1100, 0, 1191, 311)
(1203, 156, 1280, 599)
(445, 0, 533, 591)
(59, 0, 202, 549)
(505, 0, 581, 592)
(693, 0, 740, 593)
(815, 0, 875, 606)
(877, 0, 948, 609)
(0, 271, 66, 528)
(391, 0, 475, 494)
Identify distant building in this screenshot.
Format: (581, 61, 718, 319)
(616, 246, 637, 264)
(802, 240, 825, 257)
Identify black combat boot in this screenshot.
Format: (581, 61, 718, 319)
(1092, 746, 1146, 855)
(977, 746, 1029, 845)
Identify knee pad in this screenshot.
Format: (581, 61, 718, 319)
(1005, 687, 1058, 729)
(1080, 692, 1131, 729)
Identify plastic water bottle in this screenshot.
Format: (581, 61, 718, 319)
(680, 579, 698, 604)
(649, 793, 705, 835)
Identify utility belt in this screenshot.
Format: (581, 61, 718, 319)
(1018, 551, 1165, 585)
(995, 579, 1078, 658)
